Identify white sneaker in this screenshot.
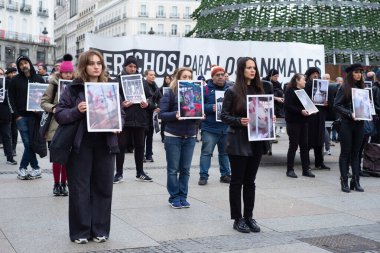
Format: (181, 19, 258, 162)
(93, 236, 107, 243)
(17, 168, 28, 180)
(74, 238, 88, 244)
(30, 169, 42, 179)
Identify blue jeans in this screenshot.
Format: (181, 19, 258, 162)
(164, 136, 196, 203)
(16, 117, 39, 170)
(199, 131, 230, 180)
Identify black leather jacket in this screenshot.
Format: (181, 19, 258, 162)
(333, 83, 361, 121)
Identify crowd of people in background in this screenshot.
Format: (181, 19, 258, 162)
(1, 50, 380, 243)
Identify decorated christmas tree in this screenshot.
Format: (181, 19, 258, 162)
(189, 0, 380, 65)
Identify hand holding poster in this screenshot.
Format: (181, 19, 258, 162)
(215, 90, 225, 122)
(85, 82, 122, 132)
(247, 95, 275, 141)
(0, 77, 4, 103)
(27, 82, 49, 111)
(294, 89, 319, 114)
(178, 80, 204, 119)
(58, 79, 73, 101)
(120, 74, 146, 103)
(352, 88, 371, 121)
(312, 79, 329, 105)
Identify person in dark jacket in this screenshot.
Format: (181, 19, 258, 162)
(198, 65, 231, 185)
(370, 71, 380, 143)
(334, 63, 366, 193)
(221, 57, 269, 234)
(4, 67, 18, 156)
(284, 73, 314, 178)
(0, 69, 17, 165)
(143, 69, 161, 162)
(263, 69, 284, 118)
(55, 49, 121, 244)
(304, 67, 331, 171)
(159, 75, 172, 142)
(113, 56, 154, 183)
(8, 55, 45, 180)
(160, 67, 198, 209)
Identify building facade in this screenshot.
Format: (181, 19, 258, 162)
(0, 0, 55, 68)
(54, 0, 200, 64)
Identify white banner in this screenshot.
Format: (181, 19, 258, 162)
(85, 33, 325, 84)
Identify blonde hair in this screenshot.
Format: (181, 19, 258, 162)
(76, 50, 108, 82)
(169, 67, 193, 94)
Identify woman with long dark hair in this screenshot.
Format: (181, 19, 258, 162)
(221, 57, 270, 233)
(334, 63, 365, 193)
(284, 74, 314, 178)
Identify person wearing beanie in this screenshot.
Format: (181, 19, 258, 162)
(304, 67, 330, 173)
(8, 55, 45, 180)
(262, 68, 284, 118)
(40, 53, 75, 196)
(334, 63, 366, 193)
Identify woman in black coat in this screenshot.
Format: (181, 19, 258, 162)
(221, 57, 271, 234)
(334, 63, 365, 193)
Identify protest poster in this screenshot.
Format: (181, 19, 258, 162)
(294, 89, 319, 114)
(120, 74, 146, 103)
(352, 88, 371, 121)
(215, 90, 225, 122)
(178, 80, 204, 119)
(58, 79, 73, 101)
(0, 77, 4, 103)
(311, 79, 329, 105)
(365, 88, 376, 115)
(85, 82, 122, 132)
(247, 95, 275, 141)
(364, 81, 372, 89)
(26, 82, 49, 111)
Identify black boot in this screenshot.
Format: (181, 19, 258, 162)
(350, 176, 364, 192)
(53, 183, 60, 196)
(60, 182, 69, 196)
(340, 177, 350, 193)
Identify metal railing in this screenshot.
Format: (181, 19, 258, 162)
(37, 8, 49, 17)
(6, 1, 18, 11)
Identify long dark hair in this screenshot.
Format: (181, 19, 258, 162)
(162, 75, 171, 87)
(343, 70, 364, 101)
(289, 73, 304, 88)
(233, 57, 264, 114)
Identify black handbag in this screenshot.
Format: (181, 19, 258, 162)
(39, 111, 53, 139)
(49, 121, 79, 165)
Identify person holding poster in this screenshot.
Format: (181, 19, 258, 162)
(221, 57, 268, 234)
(334, 63, 365, 193)
(160, 67, 198, 209)
(198, 65, 231, 186)
(55, 50, 120, 244)
(8, 55, 45, 180)
(284, 74, 315, 178)
(40, 54, 75, 196)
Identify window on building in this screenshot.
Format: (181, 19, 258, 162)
(140, 23, 147, 34)
(157, 6, 164, 17)
(171, 24, 177, 36)
(140, 4, 147, 16)
(37, 51, 45, 64)
(185, 25, 191, 34)
(20, 48, 29, 57)
(171, 6, 178, 17)
(184, 7, 190, 18)
(157, 24, 164, 35)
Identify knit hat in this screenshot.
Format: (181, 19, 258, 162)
(60, 54, 74, 73)
(345, 63, 364, 73)
(123, 56, 138, 67)
(5, 67, 17, 75)
(267, 69, 279, 77)
(211, 65, 225, 77)
(305, 67, 321, 79)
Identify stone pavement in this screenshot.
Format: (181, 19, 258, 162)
(0, 132, 379, 253)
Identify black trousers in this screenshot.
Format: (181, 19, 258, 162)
(66, 133, 114, 241)
(338, 120, 364, 177)
(309, 145, 324, 167)
(11, 116, 18, 152)
(0, 122, 13, 159)
(144, 125, 154, 159)
(286, 122, 310, 171)
(229, 143, 262, 220)
(115, 126, 145, 176)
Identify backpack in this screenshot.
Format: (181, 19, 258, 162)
(363, 143, 380, 175)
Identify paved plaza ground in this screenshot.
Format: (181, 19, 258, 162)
(0, 132, 379, 253)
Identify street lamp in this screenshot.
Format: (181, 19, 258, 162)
(148, 27, 155, 35)
(42, 27, 48, 64)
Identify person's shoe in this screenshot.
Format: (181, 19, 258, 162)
(220, 175, 231, 183)
(286, 170, 298, 178)
(180, 200, 190, 208)
(169, 201, 182, 209)
(198, 177, 207, 185)
(53, 183, 60, 196)
(29, 169, 42, 179)
(359, 171, 370, 177)
(136, 172, 153, 182)
(340, 176, 350, 193)
(17, 168, 28, 180)
(350, 176, 364, 192)
(244, 217, 261, 233)
(113, 174, 124, 184)
(60, 182, 69, 196)
(6, 158, 17, 165)
(271, 139, 278, 144)
(74, 238, 88, 244)
(314, 164, 331, 170)
(233, 218, 250, 233)
(302, 169, 315, 178)
(145, 157, 154, 162)
(93, 236, 107, 243)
